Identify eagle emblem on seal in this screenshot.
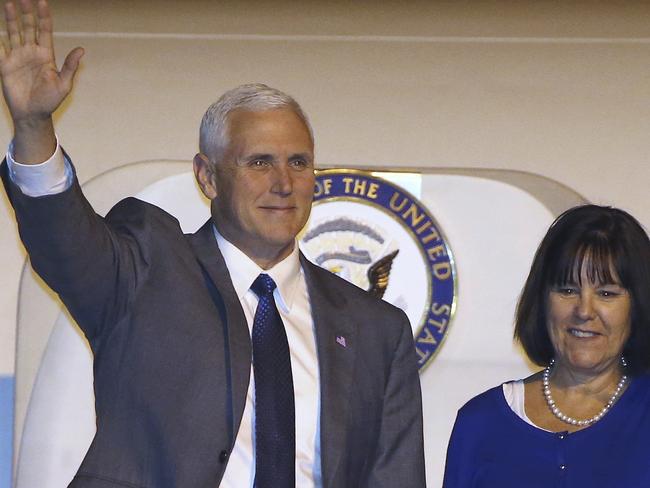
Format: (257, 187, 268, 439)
(302, 217, 399, 299)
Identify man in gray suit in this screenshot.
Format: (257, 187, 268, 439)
(1, 1, 425, 487)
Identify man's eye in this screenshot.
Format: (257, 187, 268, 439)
(250, 159, 269, 168)
(290, 159, 309, 170)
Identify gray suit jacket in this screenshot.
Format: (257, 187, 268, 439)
(3, 162, 425, 488)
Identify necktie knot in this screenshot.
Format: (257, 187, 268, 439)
(251, 273, 277, 298)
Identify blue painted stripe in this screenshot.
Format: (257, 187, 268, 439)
(0, 376, 14, 488)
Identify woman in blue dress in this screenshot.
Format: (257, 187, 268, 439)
(443, 205, 650, 487)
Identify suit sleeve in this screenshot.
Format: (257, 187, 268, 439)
(2, 158, 157, 347)
(366, 310, 426, 487)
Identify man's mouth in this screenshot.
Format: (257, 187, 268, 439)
(260, 206, 295, 211)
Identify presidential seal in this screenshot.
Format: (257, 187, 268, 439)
(300, 169, 456, 372)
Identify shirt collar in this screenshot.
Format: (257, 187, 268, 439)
(213, 226, 302, 313)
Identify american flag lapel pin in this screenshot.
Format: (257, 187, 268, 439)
(336, 335, 347, 348)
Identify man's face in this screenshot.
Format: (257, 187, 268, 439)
(196, 108, 315, 268)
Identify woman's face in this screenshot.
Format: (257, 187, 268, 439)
(546, 266, 632, 376)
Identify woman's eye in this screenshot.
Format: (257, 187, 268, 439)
(557, 287, 577, 296)
(598, 288, 624, 298)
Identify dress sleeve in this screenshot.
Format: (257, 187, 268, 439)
(442, 406, 479, 487)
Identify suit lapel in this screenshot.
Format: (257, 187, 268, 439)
(185, 233, 354, 482)
(189, 220, 252, 445)
(301, 254, 357, 488)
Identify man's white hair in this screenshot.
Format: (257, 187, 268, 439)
(199, 83, 314, 165)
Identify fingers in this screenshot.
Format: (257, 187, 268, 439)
(2, 0, 49, 51)
(59, 46, 84, 87)
(35, 0, 50, 49)
(4, 2, 21, 49)
(19, 0, 35, 45)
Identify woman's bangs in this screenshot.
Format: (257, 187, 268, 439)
(549, 239, 619, 287)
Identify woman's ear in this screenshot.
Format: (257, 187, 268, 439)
(193, 153, 218, 200)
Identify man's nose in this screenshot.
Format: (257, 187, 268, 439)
(271, 164, 293, 196)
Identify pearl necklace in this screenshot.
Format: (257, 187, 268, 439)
(542, 358, 627, 427)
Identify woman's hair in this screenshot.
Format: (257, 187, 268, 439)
(515, 204, 650, 375)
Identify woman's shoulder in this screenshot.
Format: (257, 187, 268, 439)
(633, 372, 650, 384)
(628, 372, 650, 397)
(456, 382, 512, 421)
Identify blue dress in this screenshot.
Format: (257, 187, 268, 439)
(443, 374, 650, 487)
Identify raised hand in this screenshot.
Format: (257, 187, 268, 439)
(0, 0, 83, 162)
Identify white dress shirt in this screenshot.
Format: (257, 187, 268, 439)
(6, 139, 72, 196)
(215, 231, 321, 487)
(7, 143, 322, 487)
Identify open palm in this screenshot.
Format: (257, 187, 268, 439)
(0, 0, 82, 124)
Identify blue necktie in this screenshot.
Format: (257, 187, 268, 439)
(250, 274, 295, 488)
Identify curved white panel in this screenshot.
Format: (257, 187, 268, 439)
(15, 313, 94, 488)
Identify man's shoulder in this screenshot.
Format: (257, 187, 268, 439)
(106, 197, 183, 233)
(102, 197, 202, 257)
(304, 257, 403, 310)
(304, 259, 416, 370)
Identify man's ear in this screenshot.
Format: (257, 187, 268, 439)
(193, 153, 218, 200)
